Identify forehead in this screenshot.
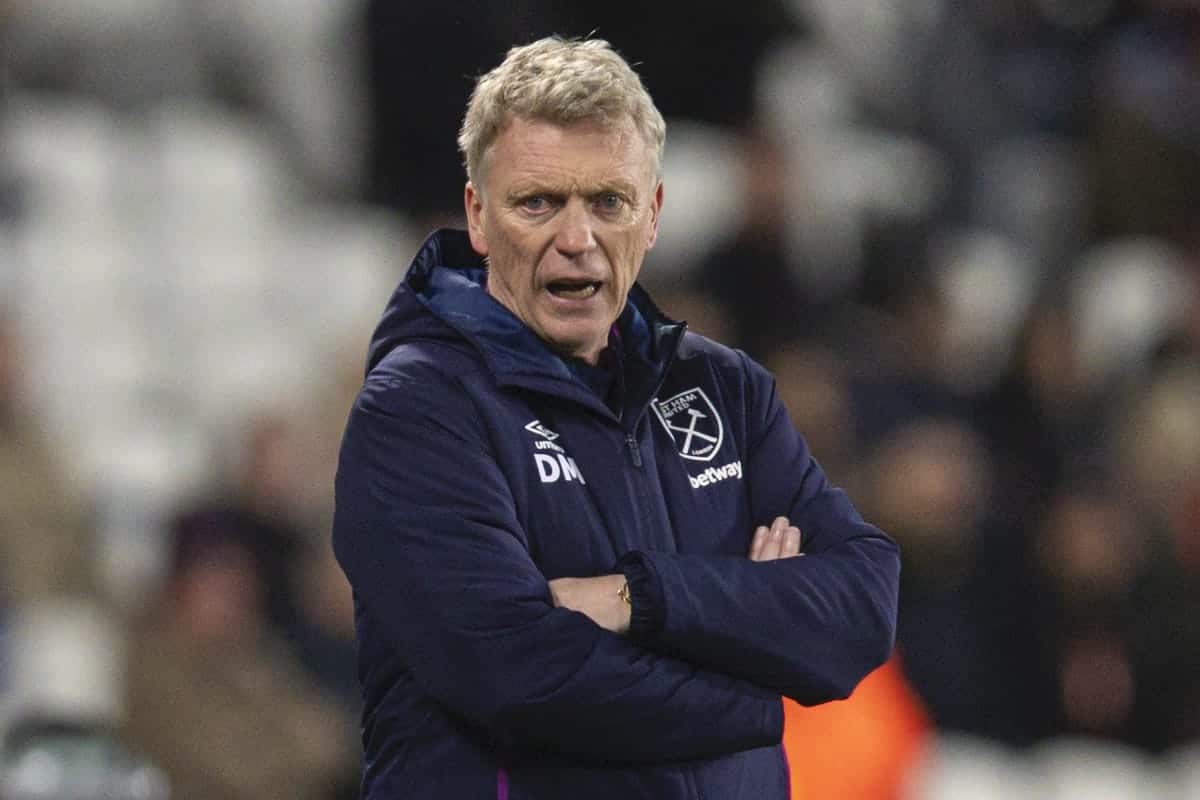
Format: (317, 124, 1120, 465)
(483, 117, 655, 192)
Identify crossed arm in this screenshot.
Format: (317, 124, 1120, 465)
(336, 363, 896, 763)
(549, 515, 804, 634)
(553, 353, 898, 705)
(335, 381, 789, 764)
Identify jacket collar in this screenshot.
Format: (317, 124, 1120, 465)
(401, 229, 685, 424)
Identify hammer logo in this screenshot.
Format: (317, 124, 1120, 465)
(652, 387, 724, 462)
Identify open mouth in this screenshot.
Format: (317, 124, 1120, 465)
(546, 280, 602, 300)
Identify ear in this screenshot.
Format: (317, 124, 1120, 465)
(464, 182, 489, 256)
(645, 181, 664, 250)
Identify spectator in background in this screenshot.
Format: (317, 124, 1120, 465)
(0, 313, 94, 606)
(1110, 363, 1200, 750)
(232, 413, 320, 631)
(847, 275, 966, 448)
(1033, 487, 1147, 744)
(275, 350, 375, 712)
(862, 418, 1005, 736)
(285, 538, 360, 715)
(690, 129, 824, 361)
(184, 409, 360, 717)
(974, 299, 1099, 530)
(121, 509, 356, 800)
(1091, 3, 1200, 244)
(764, 342, 857, 488)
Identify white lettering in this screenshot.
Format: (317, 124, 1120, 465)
(535, 452, 585, 484)
(659, 392, 699, 415)
(535, 453, 561, 483)
(557, 454, 586, 484)
(687, 460, 743, 490)
(535, 440, 565, 452)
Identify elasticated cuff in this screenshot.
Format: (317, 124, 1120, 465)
(616, 550, 665, 642)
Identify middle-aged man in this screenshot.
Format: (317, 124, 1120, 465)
(333, 36, 900, 799)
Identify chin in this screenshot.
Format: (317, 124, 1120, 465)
(553, 340, 596, 360)
(547, 332, 604, 361)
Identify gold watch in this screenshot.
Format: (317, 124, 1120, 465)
(618, 579, 632, 606)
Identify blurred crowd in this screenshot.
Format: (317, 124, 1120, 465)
(0, 0, 1198, 798)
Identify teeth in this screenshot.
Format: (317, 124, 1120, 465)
(550, 283, 598, 299)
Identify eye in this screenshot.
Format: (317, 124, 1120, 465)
(595, 193, 625, 213)
(521, 195, 549, 213)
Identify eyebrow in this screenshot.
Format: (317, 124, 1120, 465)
(506, 179, 641, 203)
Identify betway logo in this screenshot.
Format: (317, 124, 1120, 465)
(688, 460, 743, 489)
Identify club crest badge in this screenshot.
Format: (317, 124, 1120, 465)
(652, 387, 724, 462)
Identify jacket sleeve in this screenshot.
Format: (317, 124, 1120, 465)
(618, 352, 900, 706)
(332, 372, 782, 763)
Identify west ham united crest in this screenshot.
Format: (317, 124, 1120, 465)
(652, 387, 724, 462)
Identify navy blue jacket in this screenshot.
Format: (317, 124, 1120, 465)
(332, 230, 900, 799)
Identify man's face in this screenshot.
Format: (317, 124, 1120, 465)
(465, 117, 663, 364)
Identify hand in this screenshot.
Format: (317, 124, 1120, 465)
(548, 574, 631, 634)
(749, 516, 803, 561)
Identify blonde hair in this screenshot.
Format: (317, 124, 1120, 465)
(458, 36, 666, 184)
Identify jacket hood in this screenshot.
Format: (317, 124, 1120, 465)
(366, 229, 685, 414)
(366, 227, 491, 374)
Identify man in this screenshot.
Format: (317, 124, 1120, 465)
(333, 37, 899, 799)
(123, 510, 356, 799)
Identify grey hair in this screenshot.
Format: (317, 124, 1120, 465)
(458, 36, 666, 185)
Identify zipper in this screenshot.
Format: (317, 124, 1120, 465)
(618, 321, 683, 473)
(625, 432, 643, 468)
(623, 416, 662, 552)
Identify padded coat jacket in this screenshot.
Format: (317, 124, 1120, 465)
(332, 229, 900, 799)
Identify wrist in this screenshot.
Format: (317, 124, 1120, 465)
(616, 575, 632, 634)
(616, 551, 665, 641)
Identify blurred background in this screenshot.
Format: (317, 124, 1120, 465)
(0, 0, 1197, 798)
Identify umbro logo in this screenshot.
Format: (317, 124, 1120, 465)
(524, 420, 559, 441)
(524, 419, 585, 485)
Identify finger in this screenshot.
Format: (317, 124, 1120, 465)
(782, 526, 802, 558)
(749, 526, 769, 560)
(761, 522, 785, 561)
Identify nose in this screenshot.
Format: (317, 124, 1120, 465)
(553, 198, 596, 257)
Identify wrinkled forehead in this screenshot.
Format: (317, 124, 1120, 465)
(481, 112, 659, 181)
